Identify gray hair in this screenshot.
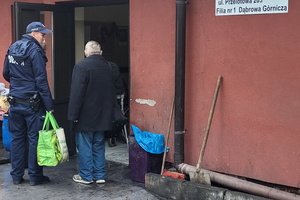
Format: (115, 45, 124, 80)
(85, 41, 101, 56)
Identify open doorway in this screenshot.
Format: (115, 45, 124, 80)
(74, 4, 129, 108)
(0, 1, 130, 165)
(74, 4, 130, 150)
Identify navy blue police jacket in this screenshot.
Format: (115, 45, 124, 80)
(3, 34, 53, 111)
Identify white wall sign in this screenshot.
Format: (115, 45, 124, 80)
(215, 0, 288, 16)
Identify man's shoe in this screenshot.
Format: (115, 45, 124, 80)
(30, 176, 50, 186)
(13, 178, 24, 185)
(73, 174, 93, 184)
(96, 179, 105, 184)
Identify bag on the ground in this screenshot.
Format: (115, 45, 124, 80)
(131, 125, 166, 154)
(37, 112, 69, 166)
(2, 116, 12, 151)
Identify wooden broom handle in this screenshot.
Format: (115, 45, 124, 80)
(196, 76, 222, 172)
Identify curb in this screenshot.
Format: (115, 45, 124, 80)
(145, 173, 270, 200)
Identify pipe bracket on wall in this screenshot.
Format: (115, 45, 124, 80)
(176, 1, 188, 4)
(175, 130, 185, 135)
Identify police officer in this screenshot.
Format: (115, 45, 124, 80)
(3, 22, 54, 186)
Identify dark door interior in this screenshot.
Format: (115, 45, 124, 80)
(14, 2, 76, 155)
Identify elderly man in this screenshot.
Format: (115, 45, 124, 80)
(68, 41, 123, 184)
(3, 22, 54, 186)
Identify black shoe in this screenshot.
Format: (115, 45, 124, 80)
(30, 176, 50, 186)
(13, 178, 24, 185)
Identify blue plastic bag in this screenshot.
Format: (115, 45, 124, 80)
(2, 116, 12, 151)
(131, 125, 166, 154)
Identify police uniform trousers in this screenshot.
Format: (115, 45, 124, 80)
(8, 103, 45, 182)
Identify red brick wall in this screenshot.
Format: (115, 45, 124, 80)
(130, 0, 300, 188)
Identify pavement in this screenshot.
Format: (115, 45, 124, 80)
(0, 136, 290, 200)
(0, 138, 165, 200)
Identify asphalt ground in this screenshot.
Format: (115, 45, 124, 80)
(0, 140, 165, 200)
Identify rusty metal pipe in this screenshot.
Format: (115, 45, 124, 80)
(178, 163, 300, 200)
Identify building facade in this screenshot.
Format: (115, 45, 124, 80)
(0, 0, 299, 189)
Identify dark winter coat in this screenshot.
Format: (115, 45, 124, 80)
(3, 34, 53, 111)
(68, 54, 123, 132)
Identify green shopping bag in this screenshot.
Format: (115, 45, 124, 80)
(48, 112, 69, 163)
(37, 112, 63, 166)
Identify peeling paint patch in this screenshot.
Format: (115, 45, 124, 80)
(135, 99, 156, 106)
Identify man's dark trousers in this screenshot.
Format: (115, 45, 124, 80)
(8, 103, 44, 182)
